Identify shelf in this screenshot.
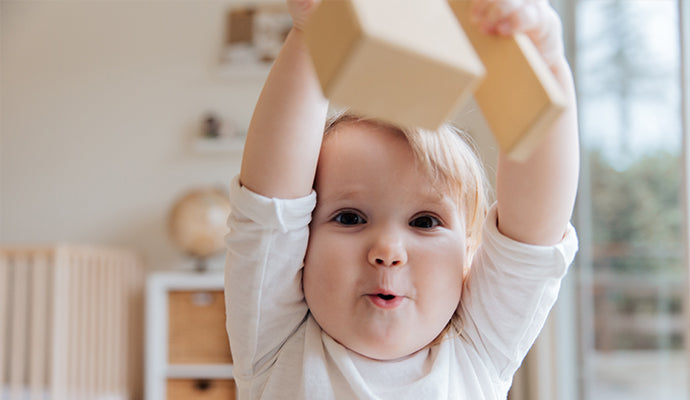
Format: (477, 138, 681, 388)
(167, 364, 234, 379)
(146, 272, 231, 399)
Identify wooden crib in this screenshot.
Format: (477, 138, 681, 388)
(0, 245, 144, 400)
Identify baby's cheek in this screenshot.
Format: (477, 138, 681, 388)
(441, 270, 464, 313)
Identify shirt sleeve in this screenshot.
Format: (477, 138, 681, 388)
(224, 175, 316, 381)
(457, 203, 578, 382)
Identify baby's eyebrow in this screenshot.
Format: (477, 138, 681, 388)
(415, 191, 458, 212)
(415, 188, 449, 204)
(320, 187, 366, 203)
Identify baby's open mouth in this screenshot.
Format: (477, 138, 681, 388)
(368, 292, 404, 309)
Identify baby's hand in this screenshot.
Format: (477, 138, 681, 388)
(471, 0, 565, 67)
(287, 0, 321, 31)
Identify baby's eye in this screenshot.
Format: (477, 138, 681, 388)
(409, 215, 441, 229)
(333, 211, 367, 226)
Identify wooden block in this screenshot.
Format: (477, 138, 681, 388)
(449, 0, 567, 161)
(304, 0, 485, 130)
(168, 290, 233, 364)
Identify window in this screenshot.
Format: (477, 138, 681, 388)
(570, 0, 688, 398)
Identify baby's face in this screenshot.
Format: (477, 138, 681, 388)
(303, 121, 467, 361)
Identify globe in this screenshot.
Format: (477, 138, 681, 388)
(168, 188, 232, 270)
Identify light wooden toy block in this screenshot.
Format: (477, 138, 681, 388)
(449, 0, 567, 161)
(304, 0, 485, 131)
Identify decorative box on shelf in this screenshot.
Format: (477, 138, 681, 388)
(146, 271, 234, 400)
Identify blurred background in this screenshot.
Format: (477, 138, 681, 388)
(1, 0, 689, 399)
(557, 0, 687, 399)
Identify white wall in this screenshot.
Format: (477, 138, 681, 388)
(1, 0, 266, 270)
(1, 0, 497, 272)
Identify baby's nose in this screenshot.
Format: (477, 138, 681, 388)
(367, 234, 407, 267)
(372, 257, 403, 267)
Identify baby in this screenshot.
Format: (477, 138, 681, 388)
(225, 0, 579, 398)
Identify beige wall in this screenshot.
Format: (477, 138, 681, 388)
(1, 0, 496, 272)
(1, 0, 260, 270)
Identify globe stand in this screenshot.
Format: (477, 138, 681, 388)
(194, 257, 209, 273)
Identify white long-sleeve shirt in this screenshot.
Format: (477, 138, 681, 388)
(225, 176, 578, 399)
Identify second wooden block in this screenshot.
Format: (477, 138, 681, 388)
(304, 0, 485, 130)
(449, 0, 568, 161)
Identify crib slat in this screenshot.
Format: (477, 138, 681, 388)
(69, 249, 80, 399)
(78, 252, 88, 400)
(104, 255, 116, 396)
(95, 254, 107, 397)
(86, 252, 96, 400)
(0, 252, 9, 394)
(129, 258, 144, 398)
(114, 257, 125, 398)
(98, 254, 106, 397)
(64, 249, 75, 398)
(86, 250, 97, 400)
(10, 254, 29, 400)
(98, 256, 110, 393)
(51, 245, 70, 399)
(29, 252, 51, 400)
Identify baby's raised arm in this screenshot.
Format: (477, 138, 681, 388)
(473, 0, 579, 245)
(239, 0, 328, 199)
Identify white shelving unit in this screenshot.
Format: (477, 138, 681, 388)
(145, 271, 233, 400)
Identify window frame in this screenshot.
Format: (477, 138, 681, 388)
(680, 0, 690, 390)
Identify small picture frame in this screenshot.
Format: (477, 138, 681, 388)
(194, 113, 244, 154)
(221, 3, 292, 76)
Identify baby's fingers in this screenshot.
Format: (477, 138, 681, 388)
(500, 1, 553, 37)
(471, 0, 522, 34)
(287, 0, 320, 31)
(470, 0, 564, 66)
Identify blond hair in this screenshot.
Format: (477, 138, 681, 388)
(322, 111, 490, 346)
